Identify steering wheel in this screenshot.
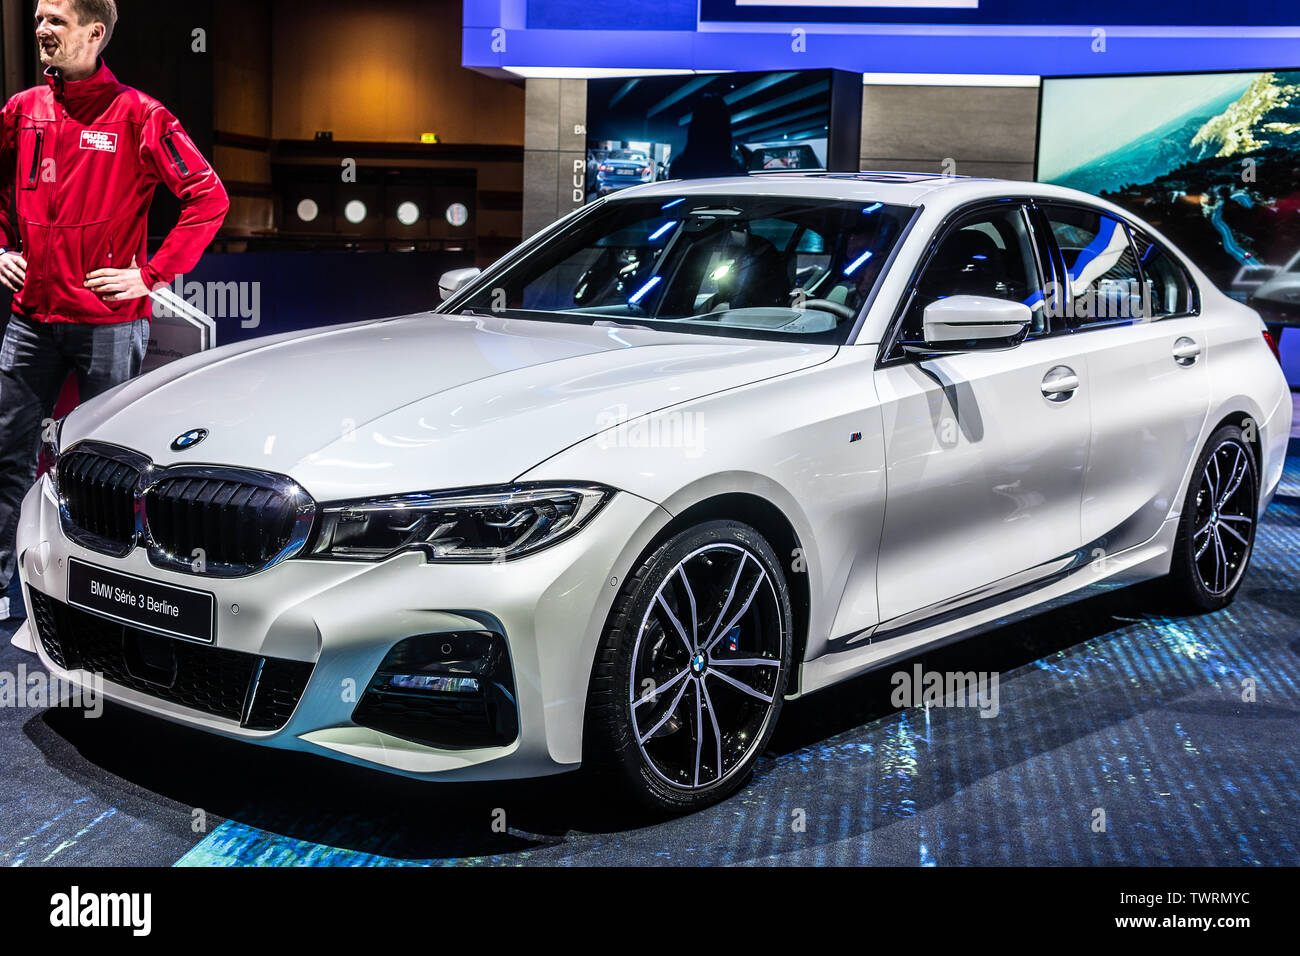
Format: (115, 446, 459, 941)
(794, 298, 856, 321)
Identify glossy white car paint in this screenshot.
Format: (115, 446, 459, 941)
(14, 174, 1292, 783)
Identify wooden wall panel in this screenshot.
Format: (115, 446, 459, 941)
(270, 0, 524, 146)
(213, 0, 273, 236)
(860, 84, 1041, 182)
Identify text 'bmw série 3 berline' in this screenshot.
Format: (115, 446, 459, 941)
(14, 172, 1292, 811)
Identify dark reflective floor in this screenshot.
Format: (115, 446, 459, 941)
(2, 450, 1297, 866)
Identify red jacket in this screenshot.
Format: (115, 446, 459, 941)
(0, 61, 229, 324)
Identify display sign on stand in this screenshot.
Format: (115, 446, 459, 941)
(144, 286, 216, 374)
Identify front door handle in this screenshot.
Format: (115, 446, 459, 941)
(1173, 336, 1201, 366)
(1041, 365, 1079, 402)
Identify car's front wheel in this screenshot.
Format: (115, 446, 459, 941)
(584, 520, 793, 813)
(1160, 424, 1260, 612)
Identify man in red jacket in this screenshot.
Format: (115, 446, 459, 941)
(0, 0, 229, 620)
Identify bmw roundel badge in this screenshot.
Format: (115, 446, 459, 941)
(171, 428, 209, 452)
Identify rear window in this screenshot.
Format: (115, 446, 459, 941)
(1131, 229, 1197, 317)
(1042, 204, 1145, 326)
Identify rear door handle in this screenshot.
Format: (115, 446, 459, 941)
(1041, 365, 1079, 402)
(1173, 336, 1201, 366)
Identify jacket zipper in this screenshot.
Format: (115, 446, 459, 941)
(25, 129, 44, 187)
(161, 133, 191, 177)
(43, 107, 66, 319)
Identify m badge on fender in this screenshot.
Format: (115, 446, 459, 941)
(79, 130, 118, 153)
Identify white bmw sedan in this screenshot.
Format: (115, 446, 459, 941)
(14, 173, 1292, 811)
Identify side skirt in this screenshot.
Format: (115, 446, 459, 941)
(794, 516, 1179, 698)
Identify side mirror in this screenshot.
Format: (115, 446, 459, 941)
(906, 295, 1033, 354)
(438, 267, 482, 302)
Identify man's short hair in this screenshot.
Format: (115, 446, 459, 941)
(64, 0, 118, 51)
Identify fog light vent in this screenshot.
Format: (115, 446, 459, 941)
(352, 630, 518, 749)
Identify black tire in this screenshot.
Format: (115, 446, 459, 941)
(584, 520, 794, 813)
(1159, 424, 1260, 613)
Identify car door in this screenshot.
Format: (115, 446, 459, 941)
(1036, 203, 1210, 555)
(867, 201, 1093, 627)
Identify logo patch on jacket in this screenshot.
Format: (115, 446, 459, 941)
(79, 130, 118, 153)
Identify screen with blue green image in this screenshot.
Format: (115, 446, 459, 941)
(1037, 69, 1300, 327)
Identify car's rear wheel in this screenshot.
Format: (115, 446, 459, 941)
(584, 520, 793, 813)
(1160, 425, 1259, 612)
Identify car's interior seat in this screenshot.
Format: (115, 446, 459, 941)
(921, 229, 1009, 301)
(725, 232, 791, 310)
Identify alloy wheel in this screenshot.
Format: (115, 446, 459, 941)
(1191, 440, 1256, 597)
(628, 543, 785, 791)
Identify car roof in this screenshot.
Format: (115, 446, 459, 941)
(605, 171, 1126, 211)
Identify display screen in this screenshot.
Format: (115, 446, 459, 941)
(1037, 70, 1300, 314)
(583, 70, 832, 203)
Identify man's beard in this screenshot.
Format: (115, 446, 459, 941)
(39, 42, 79, 68)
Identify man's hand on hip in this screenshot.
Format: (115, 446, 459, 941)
(0, 251, 27, 293)
(85, 257, 156, 302)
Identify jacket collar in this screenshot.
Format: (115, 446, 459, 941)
(44, 59, 120, 112)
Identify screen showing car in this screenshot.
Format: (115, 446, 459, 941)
(583, 70, 832, 202)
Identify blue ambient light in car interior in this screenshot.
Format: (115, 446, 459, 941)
(648, 220, 677, 241)
(629, 275, 663, 304)
(661, 197, 686, 209)
(844, 249, 874, 276)
(862, 203, 883, 214)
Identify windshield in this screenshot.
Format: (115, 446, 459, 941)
(453, 194, 915, 345)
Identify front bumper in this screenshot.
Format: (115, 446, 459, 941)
(15, 475, 668, 781)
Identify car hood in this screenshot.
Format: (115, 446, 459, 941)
(65, 312, 834, 502)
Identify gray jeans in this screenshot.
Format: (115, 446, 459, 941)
(0, 313, 149, 593)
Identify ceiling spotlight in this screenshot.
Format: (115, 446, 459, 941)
(296, 198, 319, 223)
(344, 200, 368, 224)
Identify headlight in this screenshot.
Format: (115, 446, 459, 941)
(308, 483, 614, 563)
(41, 417, 65, 487)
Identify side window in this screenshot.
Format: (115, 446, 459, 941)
(1131, 229, 1196, 317)
(900, 204, 1045, 343)
(1042, 205, 1144, 326)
